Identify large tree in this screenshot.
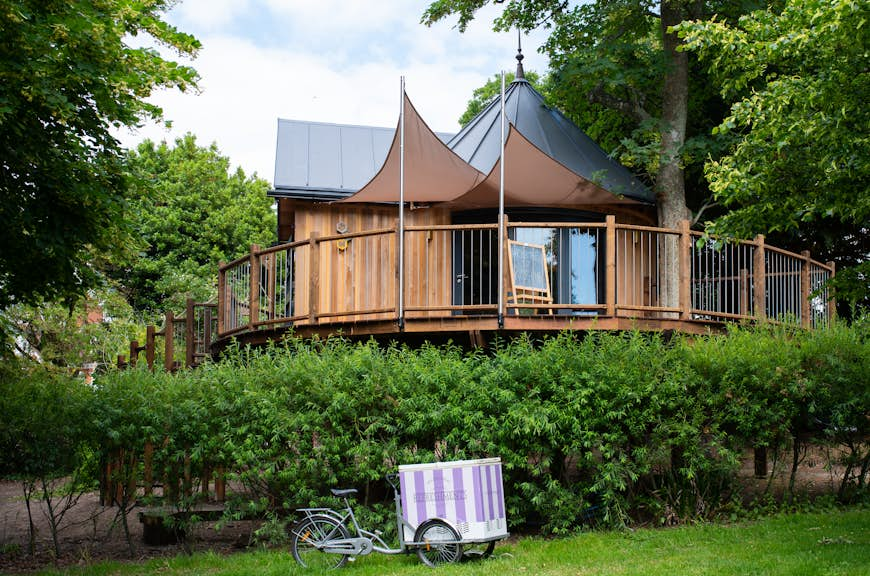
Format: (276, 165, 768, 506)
(116, 134, 276, 312)
(0, 0, 200, 309)
(423, 0, 734, 228)
(678, 0, 869, 310)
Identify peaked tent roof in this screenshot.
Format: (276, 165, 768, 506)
(337, 94, 485, 204)
(445, 125, 639, 209)
(447, 77, 654, 204)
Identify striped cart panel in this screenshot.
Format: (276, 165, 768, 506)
(398, 458, 507, 543)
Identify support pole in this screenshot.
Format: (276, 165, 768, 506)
(398, 76, 406, 329)
(498, 70, 506, 328)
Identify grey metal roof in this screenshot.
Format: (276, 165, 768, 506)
(270, 118, 452, 200)
(446, 78, 655, 204)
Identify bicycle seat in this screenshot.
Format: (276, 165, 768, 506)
(330, 488, 358, 497)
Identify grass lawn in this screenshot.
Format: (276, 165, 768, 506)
(26, 508, 869, 576)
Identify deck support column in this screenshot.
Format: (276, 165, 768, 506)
(185, 298, 195, 368)
(605, 215, 616, 317)
(753, 234, 766, 320)
(800, 251, 812, 328)
(679, 220, 691, 320)
(129, 340, 139, 368)
(164, 312, 174, 372)
(309, 234, 320, 325)
(249, 244, 260, 332)
(217, 261, 226, 335)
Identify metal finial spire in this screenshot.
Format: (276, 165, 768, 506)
(515, 28, 525, 80)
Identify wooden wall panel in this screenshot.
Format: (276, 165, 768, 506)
(294, 204, 451, 324)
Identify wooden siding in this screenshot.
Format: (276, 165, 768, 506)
(295, 204, 452, 323)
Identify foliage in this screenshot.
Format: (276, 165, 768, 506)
(116, 134, 276, 312)
(75, 323, 868, 536)
(3, 322, 866, 551)
(0, 0, 200, 310)
(424, 1, 761, 226)
(677, 0, 870, 309)
(0, 358, 94, 556)
(458, 70, 544, 127)
(1, 285, 141, 369)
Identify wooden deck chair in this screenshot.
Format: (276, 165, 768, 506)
(507, 240, 553, 315)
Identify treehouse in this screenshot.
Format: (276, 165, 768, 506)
(214, 53, 834, 351)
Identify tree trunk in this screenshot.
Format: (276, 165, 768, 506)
(658, 1, 691, 312)
(657, 1, 690, 227)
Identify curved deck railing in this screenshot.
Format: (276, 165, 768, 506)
(216, 217, 834, 340)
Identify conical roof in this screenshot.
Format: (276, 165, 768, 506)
(447, 77, 654, 204)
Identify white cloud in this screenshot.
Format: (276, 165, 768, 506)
(117, 0, 552, 183)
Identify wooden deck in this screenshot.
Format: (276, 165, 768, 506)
(210, 217, 835, 351)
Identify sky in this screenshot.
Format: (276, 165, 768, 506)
(117, 0, 552, 184)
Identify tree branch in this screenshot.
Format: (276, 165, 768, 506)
(588, 83, 652, 124)
(691, 200, 719, 227)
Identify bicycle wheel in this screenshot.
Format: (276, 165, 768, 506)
(414, 519, 462, 566)
(290, 515, 350, 570)
(462, 540, 495, 560)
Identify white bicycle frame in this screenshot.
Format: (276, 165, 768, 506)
(293, 474, 436, 556)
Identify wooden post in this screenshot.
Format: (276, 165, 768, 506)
(164, 312, 174, 372)
(249, 245, 260, 330)
(605, 215, 616, 317)
(203, 306, 213, 362)
(739, 269, 750, 318)
(185, 298, 195, 369)
(754, 446, 768, 478)
(217, 261, 226, 336)
(801, 251, 812, 328)
(753, 234, 766, 319)
(679, 220, 692, 319)
(129, 340, 139, 368)
(827, 261, 837, 322)
(143, 441, 154, 497)
(214, 466, 226, 502)
(117, 354, 126, 370)
(201, 465, 211, 498)
(266, 252, 277, 321)
(309, 233, 320, 324)
(145, 325, 156, 370)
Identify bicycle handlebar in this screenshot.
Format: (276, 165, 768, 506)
(385, 472, 399, 490)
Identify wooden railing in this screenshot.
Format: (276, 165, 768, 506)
(119, 299, 217, 371)
(217, 217, 835, 339)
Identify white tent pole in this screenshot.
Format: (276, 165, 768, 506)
(498, 70, 506, 327)
(398, 75, 405, 328)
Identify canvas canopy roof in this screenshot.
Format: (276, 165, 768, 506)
(338, 95, 485, 204)
(444, 125, 638, 209)
(338, 65, 652, 207)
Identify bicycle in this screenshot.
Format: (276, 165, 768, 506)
(290, 471, 500, 569)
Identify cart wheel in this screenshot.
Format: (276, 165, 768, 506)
(414, 519, 463, 566)
(290, 515, 350, 570)
(462, 540, 495, 560)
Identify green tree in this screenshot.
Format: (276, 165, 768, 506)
(678, 0, 869, 311)
(459, 70, 544, 126)
(116, 134, 276, 312)
(3, 285, 140, 369)
(423, 0, 751, 228)
(0, 0, 200, 310)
